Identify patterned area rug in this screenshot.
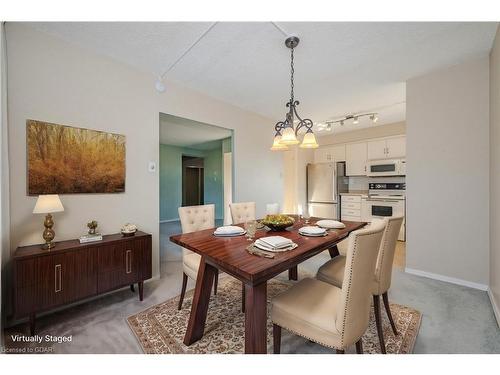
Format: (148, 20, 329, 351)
(127, 277, 421, 354)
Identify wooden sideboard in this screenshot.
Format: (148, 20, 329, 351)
(13, 231, 152, 335)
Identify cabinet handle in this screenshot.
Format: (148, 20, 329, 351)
(54, 264, 62, 293)
(126, 250, 132, 274)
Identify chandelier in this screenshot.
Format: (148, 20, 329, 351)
(271, 36, 318, 151)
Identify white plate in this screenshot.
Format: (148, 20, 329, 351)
(299, 226, 326, 235)
(214, 230, 247, 237)
(299, 232, 328, 237)
(316, 220, 346, 229)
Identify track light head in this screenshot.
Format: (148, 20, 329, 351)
(353, 116, 359, 125)
(155, 77, 166, 93)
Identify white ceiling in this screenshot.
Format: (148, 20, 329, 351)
(28, 22, 498, 134)
(159, 113, 232, 148)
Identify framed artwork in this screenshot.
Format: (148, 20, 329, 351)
(27, 119, 126, 194)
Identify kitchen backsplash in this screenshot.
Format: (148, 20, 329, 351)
(348, 176, 369, 191)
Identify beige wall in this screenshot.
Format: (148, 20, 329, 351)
(282, 147, 314, 215)
(319, 122, 406, 146)
(489, 26, 500, 325)
(5, 24, 284, 286)
(406, 57, 490, 288)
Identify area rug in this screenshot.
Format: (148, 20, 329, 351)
(127, 277, 421, 354)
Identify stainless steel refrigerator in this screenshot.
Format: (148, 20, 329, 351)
(307, 162, 349, 220)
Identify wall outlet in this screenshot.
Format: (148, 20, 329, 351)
(148, 161, 156, 173)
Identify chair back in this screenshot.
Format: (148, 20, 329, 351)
(373, 216, 404, 295)
(178, 204, 215, 257)
(335, 220, 385, 346)
(229, 202, 256, 224)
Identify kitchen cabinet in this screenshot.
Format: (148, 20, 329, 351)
(345, 142, 367, 176)
(367, 136, 406, 160)
(313, 144, 346, 163)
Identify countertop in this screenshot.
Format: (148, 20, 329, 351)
(340, 190, 369, 197)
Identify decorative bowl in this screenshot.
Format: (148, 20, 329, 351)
(260, 215, 295, 231)
(121, 230, 136, 237)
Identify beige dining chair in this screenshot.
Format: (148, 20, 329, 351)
(316, 216, 404, 353)
(229, 202, 256, 224)
(177, 204, 217, 310)
(271, 220, 385, 354)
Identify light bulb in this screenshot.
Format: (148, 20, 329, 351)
(155, 78, 166, 93)
(280, 127, 299, 145)
(353, 116, 359, 125)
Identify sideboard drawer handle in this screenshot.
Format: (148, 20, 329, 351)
(55, 264, 62, 293)
(126, 250, 132, 274)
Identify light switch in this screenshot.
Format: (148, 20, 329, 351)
(148, 161, 156, 173)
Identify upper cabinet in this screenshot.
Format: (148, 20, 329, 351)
(314, 144, 346, 163)
(367, 136, 406, 160)
(345, 142, 367, 176)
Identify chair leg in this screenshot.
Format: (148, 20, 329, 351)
(382, 292, 398, 336)
(273, 324, 281, 354)
(355, 338, 363, 354)
(241, 282, 246, 313)
(336, 349, 345, 354)
(178, 272, 188, 310)
(213, 271, 218, 295)
(373, 295, 386, 354)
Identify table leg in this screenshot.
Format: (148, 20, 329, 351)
(138, 281, 144, 301)
(328, 244, 339, 258)
(183, 258, 217, 346)
(288, 266, 298, 280)
(244, 281, 268, 354)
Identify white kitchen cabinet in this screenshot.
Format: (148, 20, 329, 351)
(367, 136, 406, 160)
(386, 136, 406, 158)
(367, 139, 387, 160)
(345, 142, 367, 176)
(313, 144, 346, 163)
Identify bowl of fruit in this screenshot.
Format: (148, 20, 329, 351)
(260, 214, 295, 232)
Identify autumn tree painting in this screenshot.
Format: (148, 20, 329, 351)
(27, 120, 126, 194)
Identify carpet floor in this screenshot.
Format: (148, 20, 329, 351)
(127, 277, 421, 354)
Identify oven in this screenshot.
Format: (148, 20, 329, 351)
(366, 159, 405, 177)
(361, 196, 406, 241)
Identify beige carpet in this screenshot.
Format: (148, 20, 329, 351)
(127, 277, 421, 354)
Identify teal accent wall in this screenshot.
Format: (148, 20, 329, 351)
(222, 137, 232, 153)
(160, 142, 224, 221)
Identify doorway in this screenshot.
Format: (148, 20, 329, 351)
(182, 156, 204, 206)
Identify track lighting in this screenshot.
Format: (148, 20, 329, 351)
(325, 112, 379, 128)
(370, 114, 378, 123)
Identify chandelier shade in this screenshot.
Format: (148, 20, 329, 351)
(299, 131, 319, 149)
(270, 134, 289, 150)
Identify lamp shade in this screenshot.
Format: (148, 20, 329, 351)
(280, 127, 299, 145)
(299, 131, 319, 149)
(33, 194, 64, 214)
(270, 135, 289, 151)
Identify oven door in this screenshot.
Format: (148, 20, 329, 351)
(362, 198, 406, 240)
(366, 159, 401, 177)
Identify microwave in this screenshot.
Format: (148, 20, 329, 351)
(366, 159, 405, 177)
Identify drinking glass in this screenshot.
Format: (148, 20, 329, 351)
(245, 220, 257, 241)
(303, 210, 310, 225)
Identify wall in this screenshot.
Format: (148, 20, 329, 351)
(489, 26, 500, 325)
(4, 24, 283, 295)
(159, 142, 225, 221)
(319, 122, 406, 146)
(406, 57, 490, 288)
(282, 147, 314, 215)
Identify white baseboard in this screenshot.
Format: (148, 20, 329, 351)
(488, 288, 500, 328)
(405, 267, 488, 291)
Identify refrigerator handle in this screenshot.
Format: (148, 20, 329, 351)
(332, 163, 337, 201)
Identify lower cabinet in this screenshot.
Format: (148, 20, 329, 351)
(13, 232, 152, 335)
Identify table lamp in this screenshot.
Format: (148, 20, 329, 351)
(33, 194, 64, 250)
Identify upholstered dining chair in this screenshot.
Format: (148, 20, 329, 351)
(177, 204, 217, 310)
(229, 202, 256, 224)
(316, 216, 404, 353)
(271, 220, 385, 354)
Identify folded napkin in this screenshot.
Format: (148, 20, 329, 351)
(214, 225, 245, 235)
(316, 220, 346, 229)
(257, 236, 293, 249)
(254, 238, 297, 253)
(299, 226, 326, 235)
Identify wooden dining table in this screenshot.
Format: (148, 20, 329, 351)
(169, 216, 366, 354)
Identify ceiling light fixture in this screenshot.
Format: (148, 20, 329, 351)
(155, 77, 166, 93)
(271, 36, 318, 151)
(326, 112, 379, 128)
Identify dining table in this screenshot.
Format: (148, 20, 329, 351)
(169, 215, 367, 354)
